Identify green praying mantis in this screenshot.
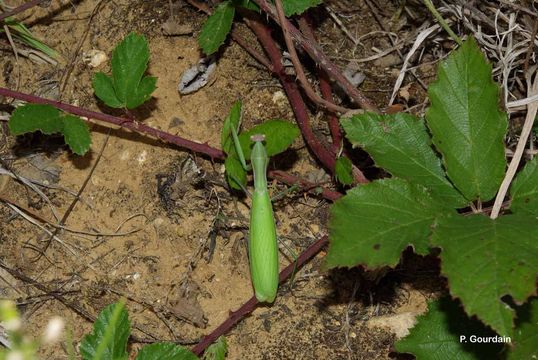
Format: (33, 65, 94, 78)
(231, 130, 279, 303)
(223, 100, 300, 303)
(248, 134, 279, 303)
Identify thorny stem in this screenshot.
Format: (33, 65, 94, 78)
(319, 73, 343, 151)
(297, 16, 342, 152)
(192, 235, 329, 356)
(251, 0, 379, 112)
(274, 0, 350, 114)
(298, 16, 370, 185)
(0, 0, 46, 22)
(231, 31, 272, 70)
(246, 19, 334, 171)
(0, 87, 226, 160)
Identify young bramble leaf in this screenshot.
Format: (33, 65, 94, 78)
(342, 113, 467, 207)
(9, 104, 63, 135)
(62, 115, 91, 156)
(112, 32, 156, 109)
(132, 76, 158, 108)
(334, 156, 354, 185)
(431, 214, 538, 337)
(510, 157, 538, 216)
(282, 0, 322, 16)
(92, 72, 123, 108)
(203, 336, 227, 360)
(395, 297, 503, 360)
(326, 178, 453, 269)
(221, 100, 242, 155)
(508, 298, 538, 359)
(199, 1, 235, 56)
(238, 120, 299, 159)
(426, 37, 507, 202)
(93, 32, 156, 109)
(80, 302, 130, 360)
(9, 104, 91, 155)
(135, 343, 198, 360)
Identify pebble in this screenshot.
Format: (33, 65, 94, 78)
(83, 49, 107, 68)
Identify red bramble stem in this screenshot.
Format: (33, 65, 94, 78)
(252, 0, 378, 113)
(245, 17, 338, 175)
(0, 87, 226, 160)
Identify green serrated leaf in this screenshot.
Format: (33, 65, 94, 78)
(510, 157, 538, 217)
(334, 156, 353, 185)
(426, 37, 507, 202)
(9, 104, 63, 135)
(395, 297, 503, 360)
(112, 32, 156, 109)
(225, 155, 247, 190)
(221, 100, 242, 155)
(80, 302, 130, 360)
(238, 120, 299, 159)
(431, 214, 538, 337)
(129, 75, 157, 109)
(282, 0, 322, 16)
(198, 1, 235, 56)
(341, 112, 467, 207)
(136, 343, 198, 360)
(9, 104, 91, 155)
(92, 72, 123, 108)
(508, 298, 538, 359)
(326, 178, 453, 269)
(62, 115, 91, 155)
(203, 336, 227, 360)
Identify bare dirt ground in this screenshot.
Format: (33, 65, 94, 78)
(0, 0, 489, 358)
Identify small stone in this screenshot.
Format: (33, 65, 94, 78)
(83, 49, 107, 68)
(137, 150, 148, 164)
(272, 90, 286, 104)
(120, 150, 130, 161)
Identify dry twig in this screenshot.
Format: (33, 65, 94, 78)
(491, 69, 538, 218)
